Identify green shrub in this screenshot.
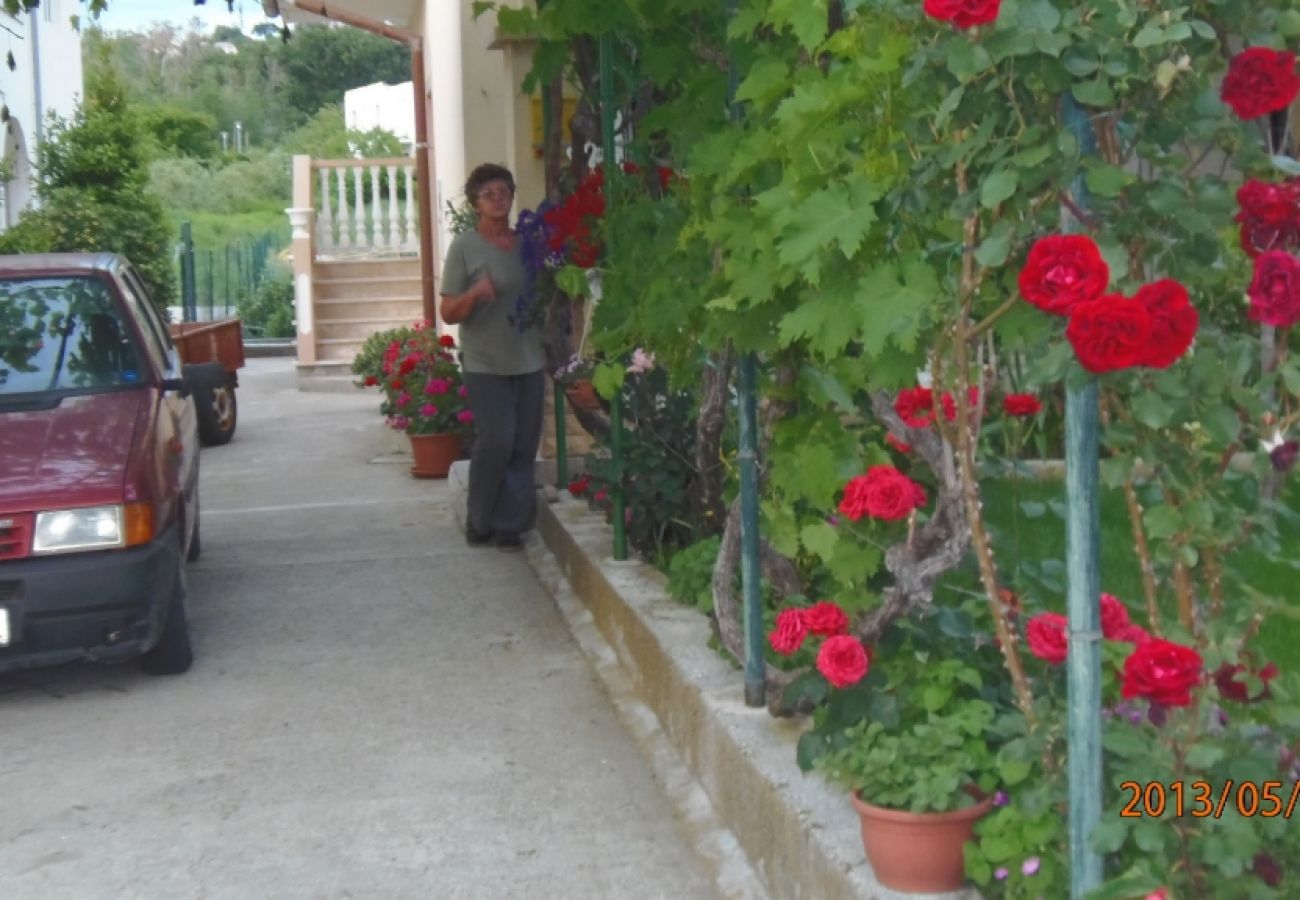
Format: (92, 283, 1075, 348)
(238, 264, 295, 338)
(666, 536, 722, 614)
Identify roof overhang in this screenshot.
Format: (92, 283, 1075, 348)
(262, 0, 421, 39)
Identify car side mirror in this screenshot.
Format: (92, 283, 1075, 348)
(161, 377, 191, 398)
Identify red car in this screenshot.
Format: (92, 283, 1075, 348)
(0, 254, 202, 675)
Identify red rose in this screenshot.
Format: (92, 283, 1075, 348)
(1247, 250, 1300, 328)
(1002, 393, 1043, 417)
(364, 375, 378, 386)
(895, 386, 937, 428)
(1214, 660, 1278, 704)
(1114, 624, 1151, 645)
(769, 608, 809, 656)
(1221, 48, 1300, 120)
(1134, 279, 1198, 369)
(439, 335, 457, 348)
(1099, 593, 1132, 641)
(939, 391, 961, 421)
(803, 601, 849, 637)
(568, 476, 590, 496)
(838, 466, 926, 522)
(885, 433, 913, 454)
(1121, 638, 1204, 708)
(816, 635, 870, 688)
(1026, 612, 1068, 665)
(1018, 234, 1111, 317)
(1237, 180, 1300, 257)
(1065, 293, 1153, 373)
(922, 0, 1002, 29)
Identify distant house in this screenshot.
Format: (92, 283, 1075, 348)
(0, 0, 84, 231)
(344, 80, 415, 152)
(212, 41, 240, 55)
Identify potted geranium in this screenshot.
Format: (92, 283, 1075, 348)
(364, 322, 474, 478)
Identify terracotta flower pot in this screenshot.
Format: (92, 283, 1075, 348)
(851, 789, 994, 893)
(564, 379, 602, 412)
(408, 433, 463, 479)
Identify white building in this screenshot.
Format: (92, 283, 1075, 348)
(344, 80, 415, 151)
(0, 0, 84, 230)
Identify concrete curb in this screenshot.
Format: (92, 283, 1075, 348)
(447, 461, 976, 900)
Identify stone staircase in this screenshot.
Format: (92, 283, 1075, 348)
(297, 256, 425, 392)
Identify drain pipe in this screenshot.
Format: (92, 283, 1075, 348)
(29, 8, 43, 150)
(264, 0, 437, 324)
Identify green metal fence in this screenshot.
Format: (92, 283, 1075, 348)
(177, 222, 285, 324)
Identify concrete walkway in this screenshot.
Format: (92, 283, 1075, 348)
(0, 359, 718, 900)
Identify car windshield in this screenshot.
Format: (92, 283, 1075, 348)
(0, 276, 146, 399)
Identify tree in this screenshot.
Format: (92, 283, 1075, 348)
(139, 104, 219, 159)
(276, 25, 409, 121)
(0, 64, 175, 312)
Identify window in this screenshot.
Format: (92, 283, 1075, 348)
(117, 269, 173, 374)
(0, 277, 146, 396)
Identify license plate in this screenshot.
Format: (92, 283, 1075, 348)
(0, 607, 9, 647)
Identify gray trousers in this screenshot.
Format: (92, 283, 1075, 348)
(463, 369, 545, 536)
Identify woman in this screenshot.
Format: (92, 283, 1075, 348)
(439, 164, 545, 551)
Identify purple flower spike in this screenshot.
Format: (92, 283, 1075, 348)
(994, 867, 1009, 881)
(993, 790, 1010, 808)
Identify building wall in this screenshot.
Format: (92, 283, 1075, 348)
(0, 2, 84, 230)
(344, 80, 416, 149)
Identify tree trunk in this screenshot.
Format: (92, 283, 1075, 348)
(693, 344, 734, 535)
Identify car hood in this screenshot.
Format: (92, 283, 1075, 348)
(0, 391, 146, 513)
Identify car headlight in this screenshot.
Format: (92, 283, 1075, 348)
(33, 505, 126, 555)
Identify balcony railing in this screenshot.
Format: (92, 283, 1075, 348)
(310, 157, 420, 258)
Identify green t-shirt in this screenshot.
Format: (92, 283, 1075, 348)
(439, 230, 545, 376)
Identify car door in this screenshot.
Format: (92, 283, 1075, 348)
(114, 268, 199, 535)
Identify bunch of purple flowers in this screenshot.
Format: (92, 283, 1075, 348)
(510, 202, 565, 332)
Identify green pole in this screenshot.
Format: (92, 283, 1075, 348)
(206, 249, 215, 319)
(543, 79, 569, 490)
(1062, 92, 1104, 897)
(180, 221, 196, 322)
(224, 244, 231, 307)
(723, 0, 765, 707)
(599, 29, 628, 561)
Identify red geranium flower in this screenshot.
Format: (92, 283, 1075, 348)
(1026, 612, 1068, 665)
(389, 379, 405, 390)
(364, 375, 378, 386)
(922, 0, 1002, 29)
(1134, 279, 1198, 369)
(1018, 234, 1111, 317)
(1065, 293, 1153, 373)
(1121, 638, 1204, 708)
(1247, 250, 1300, 328)
(568, 476, 590, 496)
(1221, 48, 1300, 120)
(769, 608, 809, 656)
(439, 335, 456, 348)
(838, 466, 927, 522)
(803, 601, 850, 637)
(816, 635, 870, 688)
(1002, 393, 1043, 417)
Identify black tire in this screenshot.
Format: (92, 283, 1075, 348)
(141, 569, 194, 676)
(192, 364, 237, 446)
(185, 496, 202, 563)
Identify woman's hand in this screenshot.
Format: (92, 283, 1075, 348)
(471, 272, 496, 302)
(441, 273, 495, 324)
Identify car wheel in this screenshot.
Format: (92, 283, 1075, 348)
(192, 363, 237, 446)
(185, 496, 202, 563)
(140, 569, 194, 676)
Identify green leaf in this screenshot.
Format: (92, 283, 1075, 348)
(1089, 817, 1130, 854)
(1200, 404, 1241, 445)
(974, 223, 1013, 267)
(1131, 392, 1172, 429)
(801, 521, 840, 561)
(947, 41, 993, 82)
(1143, 505, 1183, 540)
(735, 58, 792, 107)
(1184, 744, 1227, 770)
(592, 361, 626, 400)
(999, 757, 1032, 786)
(783, 670, 830, 709)
(853, 256, 937, 357)
(768, 0, 829, 51)
(800, 364, 857, 413)
(1072, 78, 1115, 107)
(1280, 10, 1300, 38)
(1017, 0, 1061, 31)
(980, 170, 1019, 209)
(1085, 164, 1133, 198)
(934, 85, 965, 130)
(1131, 24, 1166, 49)
(774, 177, 882, 283)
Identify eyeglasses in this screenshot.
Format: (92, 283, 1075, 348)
(478, 187, 514, 201)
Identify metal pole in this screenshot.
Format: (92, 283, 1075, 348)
(599, 30, 628, 561)
(738, 354, 766, 706)
(180, 222, 196, 322)
(207, 249, 214, 319)
(543, 80, 568, 489)
(224, 244, 231, 307)
(1062, 92, 1104, 897)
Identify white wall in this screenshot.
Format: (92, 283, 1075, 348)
(0, 2, 84, 230)
(344, 80, 416, 149)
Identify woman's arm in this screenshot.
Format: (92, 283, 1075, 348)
(440, 274, 495, 324)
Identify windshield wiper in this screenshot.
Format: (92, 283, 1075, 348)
(0, 393, 62, 412)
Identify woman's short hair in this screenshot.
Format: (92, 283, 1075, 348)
(465, 164, 515, 203)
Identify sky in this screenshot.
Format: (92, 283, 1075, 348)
(89, 0, 274, 35)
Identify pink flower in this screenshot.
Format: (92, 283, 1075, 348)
(1021, 857, 1040, 876)
(457, 410, 475, 424)
(425, 378, 451, 395)
(458, 386, 469, 398)
(627, 347, 657, 374)
(419, 403, 438, 418)
(396, 391, 412, 406)
(816, 635, 870, 688)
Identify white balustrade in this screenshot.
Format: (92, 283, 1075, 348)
(307, 157, 421, 259)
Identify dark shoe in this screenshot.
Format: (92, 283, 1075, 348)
(495, 531, 523, 552)
(466, 524, 494, 547)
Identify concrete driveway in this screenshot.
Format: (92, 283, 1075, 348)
(0, 359, 717, 900)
